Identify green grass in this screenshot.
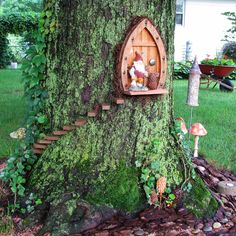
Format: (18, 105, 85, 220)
(174, 80, 236, 172)
(0, 69, 26, 157)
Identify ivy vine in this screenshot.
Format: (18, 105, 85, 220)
(0, 2, 61, 211)
(0, 30, 47, 206)
(0, 12, 55, 212)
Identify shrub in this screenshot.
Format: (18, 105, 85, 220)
(222, 42, 236, 63)
(174, 61, 192, 80)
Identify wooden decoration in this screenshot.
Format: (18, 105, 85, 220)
(117, 17, 167, 95)
(74, 119, 87, 126)
(114, 97, 125, 104)
(37, 139, 52, 144)
(63, 125, 75, 131)
(53, 130, 68, 136)
(32, 148, 43, 155)
(88, 105, 100, 117)
(33, 144, 47, 149)
(102, 103, 111, 110)
(88, 111, 98, 117)
(45, 136, 60, 141)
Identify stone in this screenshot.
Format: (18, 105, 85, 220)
(220, 218, 229, 224)
(212, 222, 221, 229)
(195, 223, 204, 230)
(134, 229, 144, 236)
(217, 181, 236, 196)
(210, 175, 220, 184)
(203, 226, 213, 232)
(192, 228, 200, 234)
(197, 166, 205, 172)
(224, 211, 232, 217)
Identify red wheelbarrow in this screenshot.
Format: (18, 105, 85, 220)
(199, 64, 236, 92)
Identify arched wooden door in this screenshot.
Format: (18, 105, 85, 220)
(117, 17, 168, 95)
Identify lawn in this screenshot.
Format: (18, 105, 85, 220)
(174, 80, 236, 172)
(0, 69, 26, 157)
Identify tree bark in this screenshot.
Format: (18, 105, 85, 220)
(24, 1, 218, 235)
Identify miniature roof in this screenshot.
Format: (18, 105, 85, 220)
(189, 123, 207, 136)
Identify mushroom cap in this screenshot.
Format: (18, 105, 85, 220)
(189, 123, 207, 136)
(175, 117, 188, 134)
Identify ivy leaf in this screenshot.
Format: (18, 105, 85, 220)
(168, 193, 176, 200)
(32, 54, 46, 67)
(35, 199, 42, 205)
(11, 186, 17, 193)
(37, 115, 47, 124)
(135, 160, 142, 168)
(17, 162, 24, 174)
(150, 160, 160, 170)
(143, 185, 152, 197)
(18, 185, 25, 196)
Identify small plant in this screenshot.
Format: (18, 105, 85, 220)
(0, 208, 13, 236)
(174, 61, 192, 80)
(7, 192, 42, 214)
(135, 139, 178, 208)
(201, 58, 236, 66)
(150, 181, 176, 208)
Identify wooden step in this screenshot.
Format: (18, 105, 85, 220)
(45, 136, 60, 141)
(32, 148, 43, 155)
(37, 139, 52, 144)
(114, 97, 125, 104)
(88, 110, 98, 117)
(123, 89, 168, 96)
(33, 144, 47, 149)
(102, 103, 111, 110)
(74, 119, 87, 127)
(53, 130, 68, 136)
(88, 104, 100, 117)
(63, 125, 75, 131)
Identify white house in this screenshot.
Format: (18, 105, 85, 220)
(174, 0, 236, 61)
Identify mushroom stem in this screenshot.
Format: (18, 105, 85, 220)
(194, 135, 199, 157)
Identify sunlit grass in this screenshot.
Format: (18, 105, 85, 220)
(0, 69, 26, 157)
(174, 80, 236, 172)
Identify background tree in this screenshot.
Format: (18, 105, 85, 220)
(0, 0, 43, 13)
(5, 0, 217, 234)
(0, 0, 42, 68)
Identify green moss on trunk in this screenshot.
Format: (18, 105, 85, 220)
(184, 177, 219, 218)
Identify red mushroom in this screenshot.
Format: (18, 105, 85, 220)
(175, 117, 188, 135)
(189, 123, 207, 157)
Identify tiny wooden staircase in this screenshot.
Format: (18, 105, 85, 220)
(32, 98, 125, 155)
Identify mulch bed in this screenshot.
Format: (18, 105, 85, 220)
(77, 157, 236, 236)
(1, 156, 236, 236)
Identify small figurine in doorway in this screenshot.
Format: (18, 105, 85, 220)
(129, 51, 149, 91)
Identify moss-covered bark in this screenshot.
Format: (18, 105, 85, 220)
(24, 0, 218, 234)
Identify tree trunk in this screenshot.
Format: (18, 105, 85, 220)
(24, 0, 218, 235)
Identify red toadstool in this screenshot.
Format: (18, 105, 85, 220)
(189, 123, 207, 157)
(175, 117, 188, 135)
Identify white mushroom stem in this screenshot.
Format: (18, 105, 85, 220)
(194, 135, 199, 157)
